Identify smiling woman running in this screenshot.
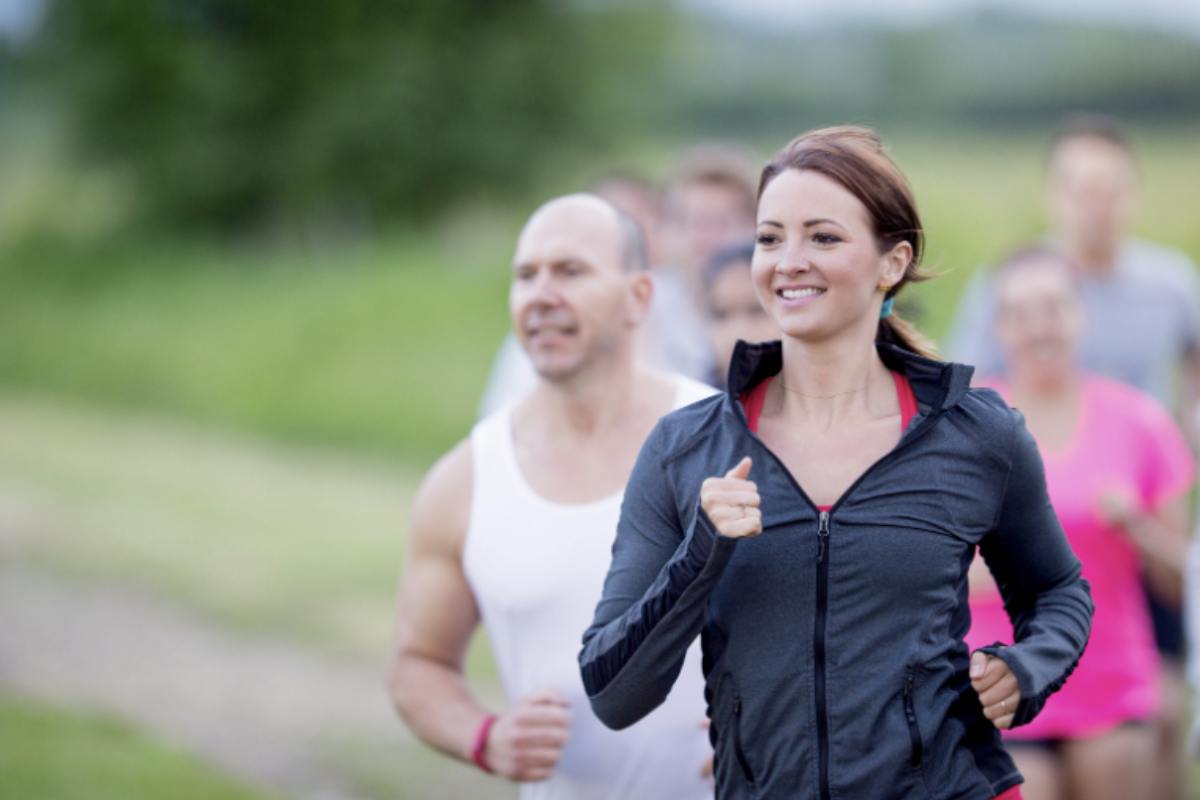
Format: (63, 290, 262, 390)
(578, 127, 1094, 800)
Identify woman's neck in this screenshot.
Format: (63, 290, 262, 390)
(1005, 366, 1084, 452)
(771, 323, 894, 428)
(1006, 364, 1080, 404)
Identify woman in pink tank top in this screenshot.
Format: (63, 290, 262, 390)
(966, 247, 1194, 800)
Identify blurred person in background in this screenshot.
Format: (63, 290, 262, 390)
(390, 193, 716, 799)
(966, 247, 1193, 800)
(948, 116, 1200, 409)
(661, 144, 761, 301)
(478, 172, 715, 416)
(946, 116, 1200, 798)
(700, 241, 778, 388)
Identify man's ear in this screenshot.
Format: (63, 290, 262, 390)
(626, 272, 654, 326)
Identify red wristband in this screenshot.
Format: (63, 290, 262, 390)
(471, 714, 497, 774)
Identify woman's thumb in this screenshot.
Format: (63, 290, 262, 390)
(724, 456, 753, 480)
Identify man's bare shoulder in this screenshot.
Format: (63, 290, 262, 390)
(408, 438, 473, 558)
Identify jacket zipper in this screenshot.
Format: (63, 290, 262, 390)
(814, 510, 831, 800)
(730, 383, 945, 800)
(904, 665, 924, 768)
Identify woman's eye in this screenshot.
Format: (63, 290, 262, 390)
(813, 233, 841, 245)
(755, 233, 779, 246)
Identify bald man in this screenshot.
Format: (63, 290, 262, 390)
(390, 194, 715, 799)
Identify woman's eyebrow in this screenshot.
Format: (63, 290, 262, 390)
(756, 218, 847, 230)
(803, 217, 846, 230)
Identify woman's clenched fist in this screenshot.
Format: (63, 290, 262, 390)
(700, 456, 763, 539)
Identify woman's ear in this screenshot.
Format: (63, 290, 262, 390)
(880, 241, 913, 289)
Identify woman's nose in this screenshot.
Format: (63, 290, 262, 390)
(776, 243, 811, 275)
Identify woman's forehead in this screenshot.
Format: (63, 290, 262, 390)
(996, 261, 1075, 304)
(756, 169, 870, 229)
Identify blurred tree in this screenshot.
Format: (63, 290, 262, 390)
(34, 0, 670, 234)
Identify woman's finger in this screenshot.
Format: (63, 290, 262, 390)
(977, 675, 1019, 708)
(702, 489, 761, 508)
(721, 516, 763, 539)
(969, 656, 1009, 693)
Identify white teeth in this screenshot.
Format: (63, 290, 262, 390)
(780, 287, 824, 300)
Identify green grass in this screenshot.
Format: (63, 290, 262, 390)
(0, 233, 513, 466)
(0, 694, 273, 800)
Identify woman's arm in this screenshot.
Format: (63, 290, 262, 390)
(1098, 491, 1190, 608)
(578, 425, 751, 730)
(975, 413, 1094, 727)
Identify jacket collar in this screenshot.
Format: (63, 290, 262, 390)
(725, 339, 974, 414)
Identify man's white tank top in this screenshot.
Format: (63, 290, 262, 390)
(464, 375, 717, 800)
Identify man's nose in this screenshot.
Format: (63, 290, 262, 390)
(526, 270, 563, 305)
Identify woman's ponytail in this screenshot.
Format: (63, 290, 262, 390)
(877, 312, 939, 360)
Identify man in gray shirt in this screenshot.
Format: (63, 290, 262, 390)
(948, 121, 1200, 409)
(946, 115, 1200, 800)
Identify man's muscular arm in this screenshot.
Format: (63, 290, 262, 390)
(389, 441, 487, 762)
(388, 441, 569, 781)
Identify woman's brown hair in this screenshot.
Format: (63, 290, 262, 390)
(757, 126, 939, 359)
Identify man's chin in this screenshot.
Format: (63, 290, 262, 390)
(529, 355, 584, 382)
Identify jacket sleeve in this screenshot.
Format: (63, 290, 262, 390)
(578, 421, 737, 730)
(976, 410, 1094, 726)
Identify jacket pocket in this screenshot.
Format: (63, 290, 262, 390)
(732, 687, 756, 787)
(717, 671, 756, 788)
(903, 664, 924, 769)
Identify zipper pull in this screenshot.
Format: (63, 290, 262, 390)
(816, 511, 830, 564)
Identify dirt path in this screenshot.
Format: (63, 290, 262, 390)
(0, 561, 506, 800)
(0, 394, 508, 800)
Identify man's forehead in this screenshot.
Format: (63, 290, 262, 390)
(1052, 138, 1134, 180)
(514, 198, 622, 263)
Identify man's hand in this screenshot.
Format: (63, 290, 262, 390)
(700, 457, 763, 539)
(970, 651, 1021, 730)
(484, 689, 570, 782)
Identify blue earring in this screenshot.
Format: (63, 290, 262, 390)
(880, 297, 894, 319)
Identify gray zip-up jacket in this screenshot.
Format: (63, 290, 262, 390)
(579, 341, 1093, 800)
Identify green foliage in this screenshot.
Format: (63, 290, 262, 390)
(0, 694, 271, 800)
(0, 233, 512, 462)
(33, 1, 669, 232)
(661, 10, 1200, 140)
